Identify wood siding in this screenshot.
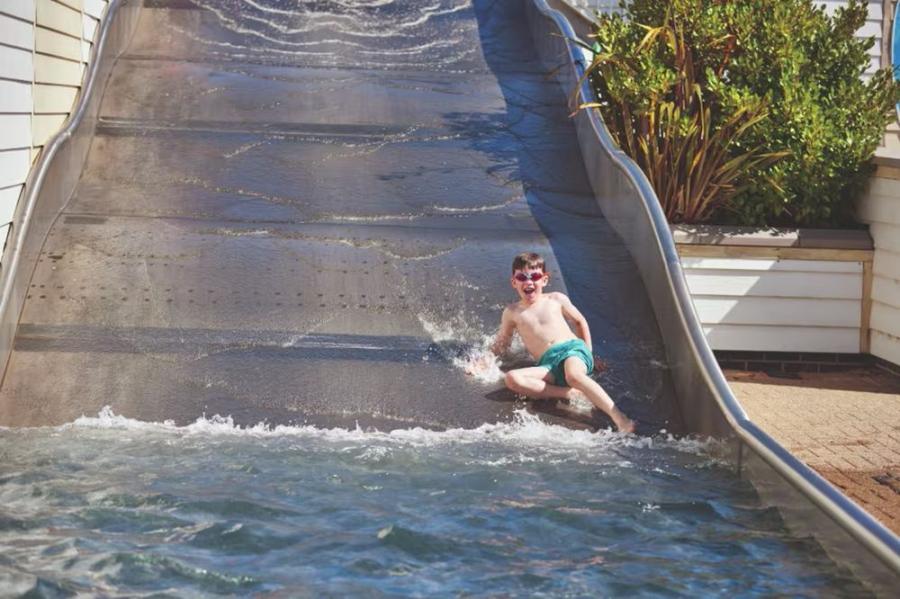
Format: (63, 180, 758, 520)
(858, 175, 900, 365)
(0, 0, 109, 248)
(679, 254, 867, 353)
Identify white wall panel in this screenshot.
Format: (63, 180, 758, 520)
(36, 0, 81, 38)
(0, 13, 35, 50)
(0, 148, 31, 188)
(684, 270, 862, 299)
(82, 13, 97, 42)
(84, 0, 105, 19)
(0, 184, 23, 224)
(873, 248, 900, 281)
(0, 80, 32, 112)
(56, 0, 83, 10)
(33, 83, 77, 113)
(871, 301, 900, 339)
(869, 221, 900, 253)
(864, 173, 900, 198)
(0, 44, 35, 82)
(32, 113, 67, 147)
(871, 330, 900, 365)
(0, 1, 36, 23)
(35, 25, 81, 60)
(692, 296, 861, 328)
(0, 115, 32, 150)
(34, 53, 81, 85)
(872, 273, 900, 309)
(703, 324, 860, 353)
(681, 251, 868, 352)
(857, 20, 882, 38)
(858, 181, 900, 223)
(681, 257, 863, 274)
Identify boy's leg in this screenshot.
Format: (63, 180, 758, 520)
(562, 357, 635, 433)
(504, 366, 577, 401)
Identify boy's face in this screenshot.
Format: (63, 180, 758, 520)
(511, 267, 548, 304)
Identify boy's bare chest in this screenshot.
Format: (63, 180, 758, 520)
(515, 302, 562, 328)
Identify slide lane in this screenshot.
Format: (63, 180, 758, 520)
(0, 0, 681, 433)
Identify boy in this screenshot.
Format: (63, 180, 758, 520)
(472, 252, 635, 433)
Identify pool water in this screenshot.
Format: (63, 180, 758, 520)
(0, 410, 869, 596)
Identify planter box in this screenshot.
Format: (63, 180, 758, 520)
(673, 225, 874, 353)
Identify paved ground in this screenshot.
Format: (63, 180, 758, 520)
(726, 367, 900, 535)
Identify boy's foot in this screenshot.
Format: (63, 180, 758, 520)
(609, 407, 636, 433)
(570, 388, 636, 433)
(614, 415, 636, 434)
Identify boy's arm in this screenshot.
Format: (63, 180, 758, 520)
(466, 308, 515, 376)
(489, 308, 515, 357)
(558, 294, 592, 351)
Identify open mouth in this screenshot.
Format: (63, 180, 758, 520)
(523, 287, 535, 296)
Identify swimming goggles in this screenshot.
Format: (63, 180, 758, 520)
(514, 272, 545, 282)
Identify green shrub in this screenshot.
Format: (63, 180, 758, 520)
(585, 0, 900, 227)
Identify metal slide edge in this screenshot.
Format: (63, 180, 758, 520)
(0, 0, 143, 387)
(527, 0, 900, 586)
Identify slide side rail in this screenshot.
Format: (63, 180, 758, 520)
(0, 0, 142, 385)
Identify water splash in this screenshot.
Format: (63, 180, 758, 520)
(174, 0, 481, 71)
(62, 406, 718, 455)
(416, 310, 531, 385)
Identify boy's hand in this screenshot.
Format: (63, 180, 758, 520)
(465, 352, 494, 375)
(593, 356, 608, 373)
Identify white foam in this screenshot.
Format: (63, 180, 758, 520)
(416, 312, 530, 385)
(237, 0, 469, 39)
(455, 348, 504, 384)
(431, 193, 523, 214)
(62, 407, 718, 456)
(197, 1, 468, 55)
(223, 140, 267, 159)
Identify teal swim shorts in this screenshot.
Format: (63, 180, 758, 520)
(537, 339, 594, 386)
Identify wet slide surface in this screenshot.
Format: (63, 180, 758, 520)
(0, 0, 680, 432)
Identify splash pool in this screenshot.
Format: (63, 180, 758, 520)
(0, 411, 872, 596)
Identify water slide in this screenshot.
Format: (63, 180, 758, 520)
(0, 0, 896, 590)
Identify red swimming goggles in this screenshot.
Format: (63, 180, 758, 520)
(514, 272, 545, 282)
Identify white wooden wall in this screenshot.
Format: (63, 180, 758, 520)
(858, 177, 900, 365)
(0, 0, 109, 247)
(681, 257, 865, 353)
(569, 0, 885, 76)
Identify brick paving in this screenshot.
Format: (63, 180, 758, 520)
(725, 367, 900, 535)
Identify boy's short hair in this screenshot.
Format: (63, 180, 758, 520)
(511, 252, 546, 273)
